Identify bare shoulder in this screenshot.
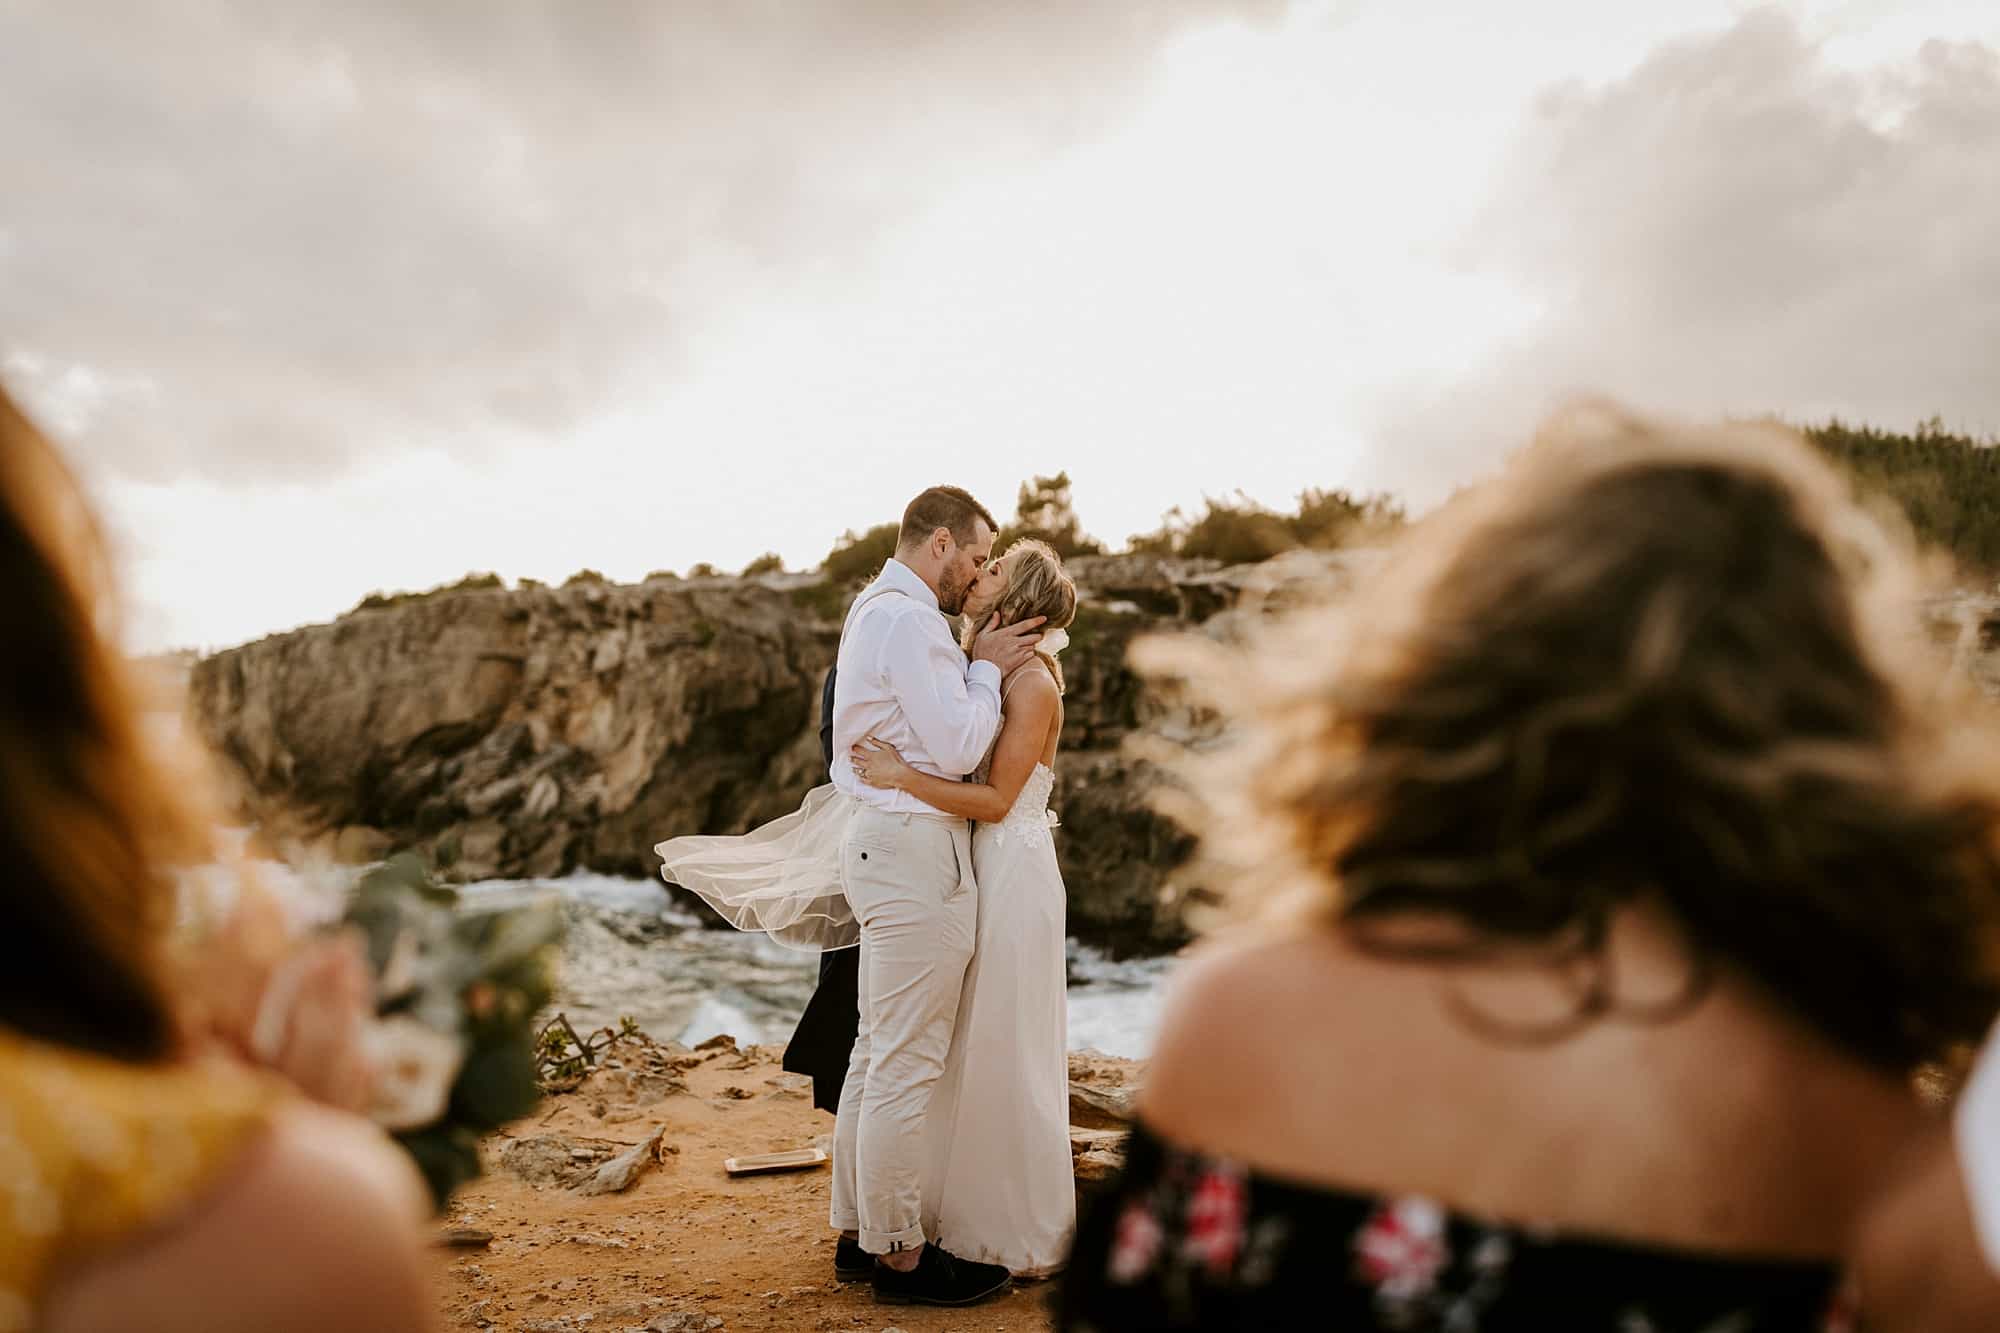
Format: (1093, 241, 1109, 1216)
(236, 1102, 433, 1243)
(1140, 914, 1933, 1254)
(1000, 664, 1060, 728)
(41, 1103, 435, 1333)
(1142, 926, 1393, 1143)
(1008, 662, 1062, 706)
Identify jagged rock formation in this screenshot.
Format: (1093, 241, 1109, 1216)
(184, 555, 2000, 953)
(187, 553, 1378, 953)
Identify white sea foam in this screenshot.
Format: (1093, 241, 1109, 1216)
(502, 873, 1176, 1057)
(204, 860, 1175, 1058)
(1065, 940, 1176, 1060)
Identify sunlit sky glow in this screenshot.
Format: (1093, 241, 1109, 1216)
(3, 0, 1996, 650)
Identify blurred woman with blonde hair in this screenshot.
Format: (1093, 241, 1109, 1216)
(0, 383, 433, 1333)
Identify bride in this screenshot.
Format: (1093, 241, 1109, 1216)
(848, 537, 1079, 1278)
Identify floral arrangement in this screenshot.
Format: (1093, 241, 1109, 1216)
(340, 854, 564, 1207)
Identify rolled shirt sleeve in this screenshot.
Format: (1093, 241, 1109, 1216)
(879, 613, 1003, 777)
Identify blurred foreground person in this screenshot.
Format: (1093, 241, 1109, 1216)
(0, 385, 433, 1333)
(1058, 404, 2000, 1330)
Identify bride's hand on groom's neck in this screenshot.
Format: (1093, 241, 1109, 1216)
(971, 613, 1046, 673)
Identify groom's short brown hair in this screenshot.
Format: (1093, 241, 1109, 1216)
(898, 486, 998, 551)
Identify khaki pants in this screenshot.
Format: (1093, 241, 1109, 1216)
(828, 804, 977, 1254)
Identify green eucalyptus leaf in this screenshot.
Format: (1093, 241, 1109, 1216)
(451, 1040, 543, 1127)
(395, 1125, 485, 1213)
(340, 852, 565, 1209)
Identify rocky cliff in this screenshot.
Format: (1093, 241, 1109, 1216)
(187, 553, 1376, 953)
(185, 557, 2000, 954)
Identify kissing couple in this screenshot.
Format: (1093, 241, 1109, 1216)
(657, 485, 1080, 1307)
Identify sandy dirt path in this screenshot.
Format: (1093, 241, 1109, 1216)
(427, 1036, 1136, 1333)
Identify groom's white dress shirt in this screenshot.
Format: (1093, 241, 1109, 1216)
(829, 558, 1002, 816)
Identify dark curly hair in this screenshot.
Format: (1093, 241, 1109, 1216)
(1164, 403, 2000, 1073)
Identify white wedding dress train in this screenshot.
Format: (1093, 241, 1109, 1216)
(921, 762, 1076, 1276)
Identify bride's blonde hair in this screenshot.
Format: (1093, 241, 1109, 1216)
(962, 538, 1078, 693)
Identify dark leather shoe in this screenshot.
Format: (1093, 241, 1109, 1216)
(834, 1235, 872, 1282)
(872, 1243, 1010, 1307)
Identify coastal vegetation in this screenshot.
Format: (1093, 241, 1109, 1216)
(1801, 420, 2000, 572)
(347, 422, 1998, 611)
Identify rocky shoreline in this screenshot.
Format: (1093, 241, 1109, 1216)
(427, 1031, 1139, 1333)
(186, 552, 1379, 953)
(444, 875, 1170, 1060)
(184, 554, 2000, 955)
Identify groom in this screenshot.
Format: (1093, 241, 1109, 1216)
(825, 485, 1043, 1306)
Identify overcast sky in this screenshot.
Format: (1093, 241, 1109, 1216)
(3, 0, 1996, 651)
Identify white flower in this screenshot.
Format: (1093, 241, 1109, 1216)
(365, 1016, 465, 1131)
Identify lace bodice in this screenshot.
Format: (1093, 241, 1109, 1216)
(987, 762, 1059, 846)
(975, 663, 1060, 845)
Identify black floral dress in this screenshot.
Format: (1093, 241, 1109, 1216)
(1055, 1123, 1858, 1332)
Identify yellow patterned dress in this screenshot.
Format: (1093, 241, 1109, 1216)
(0, 1026, 281, 1331)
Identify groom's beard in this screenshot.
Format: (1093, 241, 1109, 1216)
(938, 572, 971, 617)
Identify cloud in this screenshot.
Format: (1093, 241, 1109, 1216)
(0, 0, 1277, 486)
(1360, 10, 2000, 501)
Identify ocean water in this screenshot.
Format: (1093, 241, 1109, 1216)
(461, 873, 1175, 1059)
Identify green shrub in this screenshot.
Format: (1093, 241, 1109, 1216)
(1290, 488, 1405, 549)
(821, 522, 900, 585)
(1125, 488, 1404, 563)
(1001, 472, 1105, 559)
(1124, 519, 1182, 557)
(1803, 419, 2000, 571)
(790, 580, 849, 622)
(741, 552, 785, 576)
(353, 572, 504, 614)
(1177, 494, 1297, 564)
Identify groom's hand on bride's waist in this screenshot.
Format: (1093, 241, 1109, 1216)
(970, 613, 1046, 673)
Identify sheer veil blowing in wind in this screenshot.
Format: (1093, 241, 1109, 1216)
(653, 784, 861, 952)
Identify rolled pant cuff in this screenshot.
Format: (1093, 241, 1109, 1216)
(829, 1209, 861, 1233)
(860, 1222, 927, 1256)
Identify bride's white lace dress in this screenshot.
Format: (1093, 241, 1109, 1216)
(920, 753, 1076, 1276)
